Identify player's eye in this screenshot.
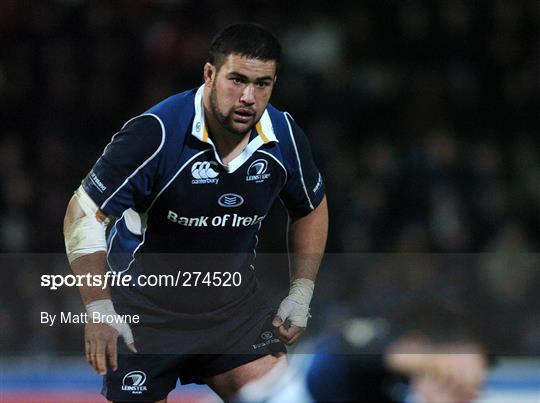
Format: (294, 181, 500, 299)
(231, 77, 244, 85)
(256, 81, 270, 88)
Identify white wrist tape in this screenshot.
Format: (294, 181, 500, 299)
(276, 278, 315, 327)
(64, 186, 108, 264)
(86, 299, 134, 345)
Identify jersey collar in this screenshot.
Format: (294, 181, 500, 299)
(191, 85, 278, 173)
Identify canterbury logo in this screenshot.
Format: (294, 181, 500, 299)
(191, 161, 219, 184)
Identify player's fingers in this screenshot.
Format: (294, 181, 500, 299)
(107, 339, 118, 372)
(272, 315, 284, 327)
(95, 340, 108, 375)
(287, 332, 303, 345)
(89, 345, 97, 371)
(286, 325, 304, 337)
(85, 339, 91, 365)
(284, 326, 304, 345)
(275, 325, 290, 342)
(119, 323, 135, 348)
(275, 300, 294, 327)
(127, 342, 138, 353)
(276, 325, 304, 344)
(88, 337, 97, 371)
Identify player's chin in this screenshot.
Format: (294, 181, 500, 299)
(229, 119, 255, 136)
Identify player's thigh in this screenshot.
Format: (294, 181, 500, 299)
(205, 352, 286, 400)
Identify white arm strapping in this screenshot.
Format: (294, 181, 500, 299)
(86, 299, 134, 345)
(64, 186, 108, 264)
(276, 278, 315, 327)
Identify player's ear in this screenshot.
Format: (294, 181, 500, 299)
(203, 63, 215, 86)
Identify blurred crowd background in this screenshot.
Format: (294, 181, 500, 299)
(1, 1, 540, 356)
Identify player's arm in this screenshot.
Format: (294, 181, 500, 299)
(287, 196, 328, 281)
(273, 197, 328, 344)
(64, 193, 110, 304)
(64, 188, 136, 376)
(273, 113, 328, 344)
(64, 115, 164, 374)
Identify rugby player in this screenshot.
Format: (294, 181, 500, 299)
(63, 23, 328, 402)
(237, 299, 488, 402)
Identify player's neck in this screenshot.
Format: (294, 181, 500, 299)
(204, 113, 250, 165)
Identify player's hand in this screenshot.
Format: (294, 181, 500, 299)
(84, 322, 137, 375)
(272, 278, 314, 345)
(272, 294, 310, 345)
(272, 314, 305, 345)
(387, 339, 486, 402)
(419, 349, 486, 402)
(413, 372, 482, 403)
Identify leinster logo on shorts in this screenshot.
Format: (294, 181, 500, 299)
(246, 159, 271, 183)
(253, 330, 280, 350)
(218, 193, 244, 207)
(191, 161, 219, 184)
(121, 370, 148, 394)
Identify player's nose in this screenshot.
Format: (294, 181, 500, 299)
(240, 84, 255, 105)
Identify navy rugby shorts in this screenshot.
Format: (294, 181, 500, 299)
(101, 311, 286, 402)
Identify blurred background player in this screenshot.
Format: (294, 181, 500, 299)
(236, 297, 488, 403)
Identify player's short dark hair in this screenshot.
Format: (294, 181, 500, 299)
(208, 23, 281, 72)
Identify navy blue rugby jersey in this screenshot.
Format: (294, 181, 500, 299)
(81, 85, 325, 317)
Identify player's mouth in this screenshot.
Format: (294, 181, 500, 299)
(233, 108, 255, 123)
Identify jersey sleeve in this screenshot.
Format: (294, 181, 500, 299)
(279, 113, 326, 218)
(81, 114, 164, 217)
